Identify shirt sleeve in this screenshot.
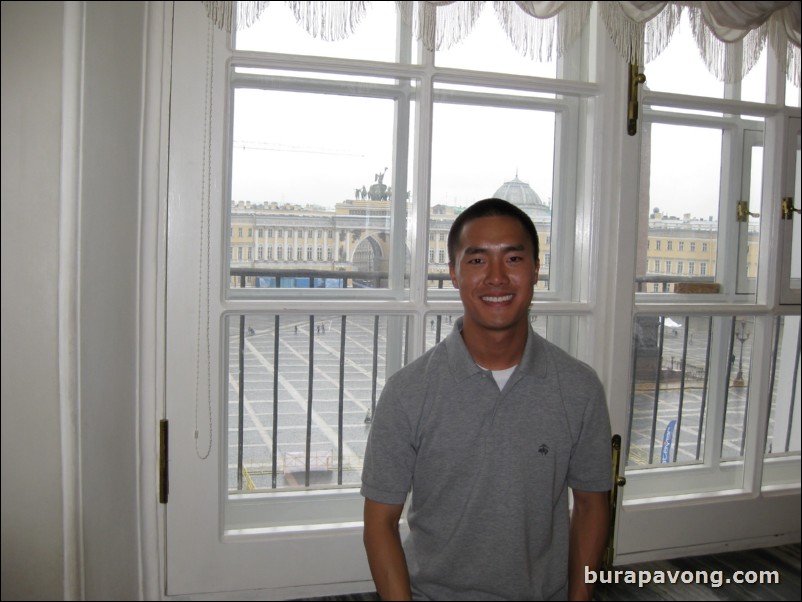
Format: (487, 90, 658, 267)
(360, 378, 416, 505)
(567, 372, 613, 492)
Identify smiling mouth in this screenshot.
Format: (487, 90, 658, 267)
(481, 294, 513, 303)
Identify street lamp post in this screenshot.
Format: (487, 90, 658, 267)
(733, 320, 750, 386)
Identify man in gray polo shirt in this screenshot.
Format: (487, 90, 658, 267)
(361, 198, 612, 600)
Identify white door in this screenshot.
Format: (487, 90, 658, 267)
(163, 3, 372, 597)
(611, 25, 801, 561)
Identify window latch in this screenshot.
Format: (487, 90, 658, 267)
(781, 197, 801, 220)
(627, 62, 646, 136)
(736, 201, 759, 222)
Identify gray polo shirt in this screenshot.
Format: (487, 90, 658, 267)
(361, 319, 612, 600)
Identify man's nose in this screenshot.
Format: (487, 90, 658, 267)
(485, 257, 509, 284)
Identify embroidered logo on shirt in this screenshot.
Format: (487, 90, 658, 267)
(538, 444, 549, 455)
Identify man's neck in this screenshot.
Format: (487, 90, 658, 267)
(460, 323, 528, 370)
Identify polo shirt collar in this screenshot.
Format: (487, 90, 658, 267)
(445, 316, 549, 383)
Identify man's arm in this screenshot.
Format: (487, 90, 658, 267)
(363, 498, 411, 601)
(568, 489, 609, 601)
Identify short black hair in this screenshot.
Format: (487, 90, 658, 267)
(447, 198, 540, 265)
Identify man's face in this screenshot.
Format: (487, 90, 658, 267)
(449, 215, 539, 336)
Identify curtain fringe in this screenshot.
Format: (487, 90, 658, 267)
(201, 0, 269, 32)
(493, 1, 592, 62)
(203, 1, 801, 85)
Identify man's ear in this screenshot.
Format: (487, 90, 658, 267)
(533, 259, 540, 285)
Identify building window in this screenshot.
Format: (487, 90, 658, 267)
(678, 241, 684, 251)
(667, 240, 673, 251)
(438, 249, 445, 263)
(688, 261, 695, 275)
(690, 242, 696, 252)
(665, 260, 672, 274)
(656, 240, 662, 250)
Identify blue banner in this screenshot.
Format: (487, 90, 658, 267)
(661, 420, 676, 464)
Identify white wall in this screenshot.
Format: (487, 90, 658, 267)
(1, 2, 145, 599)
(1, 3, 65, 598)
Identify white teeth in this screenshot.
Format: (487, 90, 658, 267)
(482, 295, 513, 302)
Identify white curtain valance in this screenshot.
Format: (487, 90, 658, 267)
(202, 1, 801, 86)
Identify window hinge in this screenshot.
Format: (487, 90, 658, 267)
(159, 419, 169, 504)
(736, 200, 759, 222)
(603, 434, 625, 569)
(781, 196, 801, 220)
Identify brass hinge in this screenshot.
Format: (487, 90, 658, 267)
(159, 419, 169, 504)
(736, 201, 760, 222)
(782, 197, 801, 220)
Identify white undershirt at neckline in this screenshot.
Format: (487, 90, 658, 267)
(477, 364, 517, 390)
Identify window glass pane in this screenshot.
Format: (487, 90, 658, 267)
(226, 313, 410, 494)
(765, 315, 801, 457)
(643, 13, 723, 98)
(435, 8, 557, 78)
(741, 48, 766, 104)
(628, 315, 758, 467)
(429, 98, 555, 291)
(786, 76, 801, 107)
(629, 316, 711, 467)
(234, 1, 402, 63)
(229, 81, 414, 293)
(636, 123, 722, 294)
